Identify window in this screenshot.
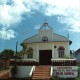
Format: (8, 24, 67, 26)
(42, 36, 48, 42)
(27, 52, 33, 58)
(58, 46, 65, 58)
(27, 47, 33, 58)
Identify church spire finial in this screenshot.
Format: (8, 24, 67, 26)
(43, 18, 48, 26)
(39, 18, 53, 30)
(45, 18, 47, 23)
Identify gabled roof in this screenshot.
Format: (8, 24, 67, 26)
(75, 48, 80, 56)
(23, 33, 69, 43)
(52, 33, 69, 41)
(75, 48, 80, 54)
(23, 20, 69, 43)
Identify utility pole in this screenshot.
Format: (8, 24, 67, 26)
(15, 41, 18, 66)
(16, 42, 18, 55)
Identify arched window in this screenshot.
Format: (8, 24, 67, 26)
(58, 46, 65, 58)
(27, 52, 33, 58)
(27, 47, 33, 58)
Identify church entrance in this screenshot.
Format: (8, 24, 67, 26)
(39, 50, 52, 65)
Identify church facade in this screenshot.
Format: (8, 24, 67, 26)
(22, 21, 70, 65)
(10, 21, 73, 78)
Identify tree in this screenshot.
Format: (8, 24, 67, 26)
(20, 43, 33, 57)
(0, 49, 15, 69)
(21, 43, 27, 51)
(0, 49, 15, 59)
(11, 65, 17, 78)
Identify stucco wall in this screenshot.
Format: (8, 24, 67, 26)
(75, 53, 80, 63)
(16, 66, 32, 78)
(76, 55, 80, 63)
(24, 41, 70, 62)
(10, 66, 32, 78)
(53, 42, 70, 59)
(38, 30, 53, 42)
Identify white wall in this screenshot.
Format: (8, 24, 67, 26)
(24, 41, 70, 62)
(53, 66, 78, 78)
(53, 42, 70, 59)
(16, 66, 32, 78)
(38, 30, 53, 42)
(9, 66, 32, 78)
(75, 53, 80, 63)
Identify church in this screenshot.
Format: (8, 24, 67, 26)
(22, 21, 70, 65)
(10, 20, 74, 79)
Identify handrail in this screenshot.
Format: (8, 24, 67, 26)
(29, 66, 35, 77)
(50, 66, 53, 77)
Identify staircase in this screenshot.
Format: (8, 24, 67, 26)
(32, 66, 51, 80)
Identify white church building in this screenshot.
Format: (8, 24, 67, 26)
(10, 21, 76, 79)
(22, 21, 70, 65)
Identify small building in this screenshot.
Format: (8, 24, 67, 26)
(10, 21, 73, 79)
(22, 21, 71, 65)
(75, 48, 80, 63)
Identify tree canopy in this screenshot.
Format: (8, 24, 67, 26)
(0, 49, 15, 59)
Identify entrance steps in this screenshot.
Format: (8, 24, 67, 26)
(32, 66, 51, 80)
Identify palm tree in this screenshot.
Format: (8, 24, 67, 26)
(20, 43, 33, 57)
(21, 42, 27, 51)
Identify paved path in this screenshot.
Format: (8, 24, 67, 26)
(0, 69, 9, 79)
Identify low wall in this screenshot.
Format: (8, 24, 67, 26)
(10, 60, 38, 78)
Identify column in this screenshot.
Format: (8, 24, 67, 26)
(52, 43, 54, 59)
(37, 43, 39, 62)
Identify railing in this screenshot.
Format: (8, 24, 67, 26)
(21, 59, 36, 61)
(29, 66, 36, 77)
(10, 59, 39, 66)
(10, 59, 36, 61)
(51, 58, 77, 66)
(50, 66, 53, 77)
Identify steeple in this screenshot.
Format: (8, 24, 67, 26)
(39, 18, 53, 30)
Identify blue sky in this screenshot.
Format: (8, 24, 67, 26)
(0, 0, 80, 52)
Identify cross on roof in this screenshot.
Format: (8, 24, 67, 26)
(45, 18, 47, 23)
(39, 18, 53, 30)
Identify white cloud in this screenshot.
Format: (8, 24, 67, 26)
(0, 0, 30, 26)
(0, 0, 80, 40)
(0, 0, 31, 39)
(0, 27, 17, 40)
(34, 25, 40, 29)
(38, 0, 80, 32)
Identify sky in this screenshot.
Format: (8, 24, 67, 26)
(0, 0, 80, 52)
